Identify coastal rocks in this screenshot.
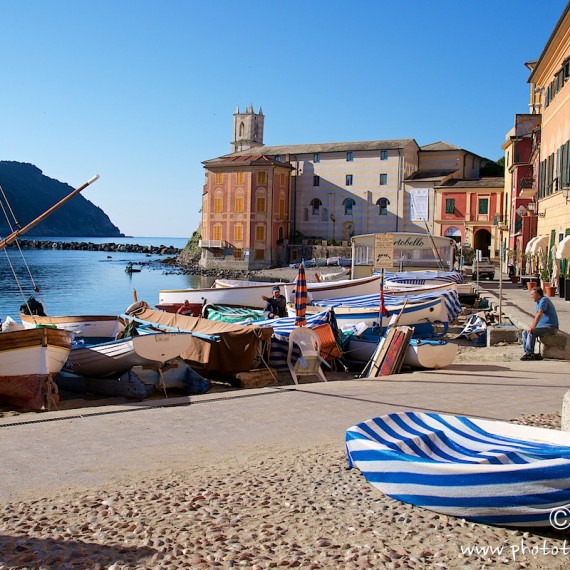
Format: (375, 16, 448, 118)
(12, 239, 181, 256)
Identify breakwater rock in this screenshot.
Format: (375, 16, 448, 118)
(11, 239, 182, 256)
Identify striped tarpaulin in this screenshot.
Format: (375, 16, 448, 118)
(374, 270, 464, 285)
(312, 289, 462, 323)
(346, 412, 570, 527)
(237, 311, 332, 369)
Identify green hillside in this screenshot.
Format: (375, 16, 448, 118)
(0, 161, 123, 237)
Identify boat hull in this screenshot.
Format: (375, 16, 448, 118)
(347, 336, 455, 367)
(297, 297, 448, 329)
(0, 328, 73, 410)
(346, 412, 570, 527)
(67, 332, 193, 378)
(20, 313, 122, 339)
(157, 275, 382, 313)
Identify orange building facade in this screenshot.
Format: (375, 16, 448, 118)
(200, 155, 293, 270)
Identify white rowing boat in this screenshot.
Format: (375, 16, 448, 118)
(157, 274, 382, 313)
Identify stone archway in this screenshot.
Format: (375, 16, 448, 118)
(473, 229, 491, 257)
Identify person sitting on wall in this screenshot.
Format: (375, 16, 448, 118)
(261, 286, 287, 319)
(521, 286, 559, 361)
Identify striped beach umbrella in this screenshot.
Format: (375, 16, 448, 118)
(294, 262, 308, 326)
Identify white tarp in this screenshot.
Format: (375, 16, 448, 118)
(556, 235, 570, 260)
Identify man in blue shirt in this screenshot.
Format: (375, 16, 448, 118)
(521, 286, 559, 361)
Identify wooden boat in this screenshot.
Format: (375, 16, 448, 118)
(347, 335, 455, 368)
(0, 174, 99, 409)
(403, 338, 457, 369)
(120, 306, 274, 374)
(20, 313, 122, 340)
(66, 332, 193, 378)
(346, 411, 570, 527)
(56, 360, 211, 399)
(289, 297, 449, 329)
(0, 327, 74, 410)
(157, 274, 382, 314)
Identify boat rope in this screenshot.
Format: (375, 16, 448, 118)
(0, 185, 44, 318)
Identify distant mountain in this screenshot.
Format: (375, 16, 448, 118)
(0, 161, 123, 237)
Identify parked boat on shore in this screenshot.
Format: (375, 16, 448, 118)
(20, 313, 122, 340)
(157, 274, 382, 314)
(346, 411, 570, 527)
(0, 325, 74, 410)
(66, 331, 194, 378)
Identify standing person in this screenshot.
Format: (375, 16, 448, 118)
(261, 286, 287, 319)
(521, 286, 559, 361)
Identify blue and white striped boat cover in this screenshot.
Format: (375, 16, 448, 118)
(373, 270, 464, 285)
(237, 311, 332, 370)
(346, 412, 570, 527)
(313, 289, 462, 323)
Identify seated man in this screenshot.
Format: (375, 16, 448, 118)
(521, 286, 559, 361)
(261, 286, 287, 319)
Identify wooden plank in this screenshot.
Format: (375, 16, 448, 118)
(367, 328, 396, 377)
(378, 326, 413, 376)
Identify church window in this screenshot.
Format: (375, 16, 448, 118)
(343, 198, 356, 215)
(376, 197, 390, 215)
(256, 196, 266, 212)
(310, 198, 322, 215)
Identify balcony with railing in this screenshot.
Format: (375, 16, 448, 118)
(199, 239, 225, 248)
(519, 176, 537, 199)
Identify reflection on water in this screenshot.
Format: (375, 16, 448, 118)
(1, 247, 214, 318)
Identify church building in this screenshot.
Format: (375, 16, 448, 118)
(199, 106, 499, 270)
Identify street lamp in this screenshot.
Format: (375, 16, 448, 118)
(562, 186, 570, 203)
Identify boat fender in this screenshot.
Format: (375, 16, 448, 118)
(125, 301, 149, 315)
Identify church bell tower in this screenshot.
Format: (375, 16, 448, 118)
(232, 104, 264, 153)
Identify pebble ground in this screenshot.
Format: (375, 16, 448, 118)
(0, 413, 567, 569)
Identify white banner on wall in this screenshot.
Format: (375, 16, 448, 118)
(409, 188, 429, 221)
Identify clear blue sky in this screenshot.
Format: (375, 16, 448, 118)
(0, 1, 567, 238)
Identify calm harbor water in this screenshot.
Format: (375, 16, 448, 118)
(1, 237, 215, 319)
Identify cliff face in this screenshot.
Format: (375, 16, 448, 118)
(0, 161, 123, 237)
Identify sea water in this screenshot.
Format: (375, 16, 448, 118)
(1, 237, 216, 319)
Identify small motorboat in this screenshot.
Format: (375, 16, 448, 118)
(125, 262, 141, 273)
(346, 411, 570, 527)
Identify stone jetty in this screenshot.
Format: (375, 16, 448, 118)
(10, 239, 182, 256)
